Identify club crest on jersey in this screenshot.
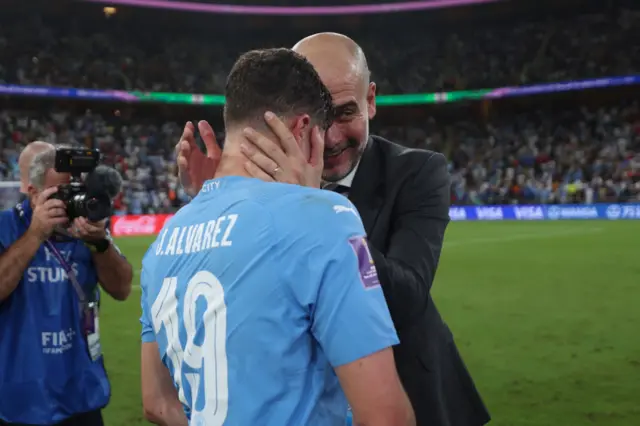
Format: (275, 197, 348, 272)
(347, 236, 380, 289)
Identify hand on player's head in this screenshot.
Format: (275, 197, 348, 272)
(176, 120, 222, 196)
(240, 111, 324, 188)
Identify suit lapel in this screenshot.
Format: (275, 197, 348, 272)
(349, 137, 385, 234)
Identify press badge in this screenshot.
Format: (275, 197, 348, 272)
(83, 302, 102, 361)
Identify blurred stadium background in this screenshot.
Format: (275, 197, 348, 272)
(1, 0, 639, 425)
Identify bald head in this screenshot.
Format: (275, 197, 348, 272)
(293, 33, 370, 86)
(19, 141, 54, 193)
(293, 33, 377, 183)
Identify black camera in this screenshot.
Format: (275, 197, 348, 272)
(49, 147, 121, 222)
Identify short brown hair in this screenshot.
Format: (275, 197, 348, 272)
(224, 48, 333, 130)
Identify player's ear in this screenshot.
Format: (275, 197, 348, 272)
(290, 114, 310, 143)
(290, 114, 312, 159)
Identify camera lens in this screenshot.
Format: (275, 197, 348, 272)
(86, 197, 99, 213)
(84, 193, 112, 222)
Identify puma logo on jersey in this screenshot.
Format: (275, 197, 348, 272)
(333, 205, 359, 218)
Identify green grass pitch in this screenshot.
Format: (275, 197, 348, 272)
(101, 221, 640, 426)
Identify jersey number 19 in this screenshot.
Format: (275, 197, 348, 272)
(151, 270, 229, 425)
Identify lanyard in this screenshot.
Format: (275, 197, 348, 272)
(13, 201, 102, 361)
(13, 203, 88, 311)
(43, 240, 88, 309)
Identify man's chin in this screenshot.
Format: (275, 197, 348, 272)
(322, 163, 353, 183)
(323, 146, 362, 182)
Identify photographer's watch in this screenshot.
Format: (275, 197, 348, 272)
(85, 237, 111, 254)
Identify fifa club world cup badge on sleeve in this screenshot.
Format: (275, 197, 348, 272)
(347, 236, 380, 289)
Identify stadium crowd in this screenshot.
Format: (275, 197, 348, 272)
(447, 102, 640, 205)
(0, 109, 191, 213)
(0, 2, 639, 213)
(0, 7, 638, 94)
(1, 100, 638, 212)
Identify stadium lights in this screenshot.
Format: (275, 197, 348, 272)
(104, 6, 117, 17)
(0, 75, 638, 106)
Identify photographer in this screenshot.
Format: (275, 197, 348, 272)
(0, 146, 133, 426)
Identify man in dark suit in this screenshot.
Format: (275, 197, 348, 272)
(175, 33, 490, 426)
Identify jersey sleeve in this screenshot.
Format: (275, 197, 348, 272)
(139, 249, 156, 343)
(278, 190, 399, 368)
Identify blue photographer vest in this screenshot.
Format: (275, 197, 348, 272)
(0, 200, 110, 425)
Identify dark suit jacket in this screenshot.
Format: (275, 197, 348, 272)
(348, 135, 491, 426)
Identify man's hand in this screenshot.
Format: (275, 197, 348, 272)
(0, 187, 66, 301)
(69, 217, 107, 242)
(175, 121, 222, 196)
(70, 216, 133, 300)
(241, 112, 325, 188)
(28, 187, 69, 242)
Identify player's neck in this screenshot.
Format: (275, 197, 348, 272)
(213, 135, 254, 181)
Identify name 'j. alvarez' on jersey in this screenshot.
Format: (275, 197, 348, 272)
(139, 176, 399, 426)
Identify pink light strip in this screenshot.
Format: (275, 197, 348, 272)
(84, 0, 500, 16)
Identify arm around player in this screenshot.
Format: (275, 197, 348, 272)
(367, 150, 450, 330)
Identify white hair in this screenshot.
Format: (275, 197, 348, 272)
(28, 147, 56, 189)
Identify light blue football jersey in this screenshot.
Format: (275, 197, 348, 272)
(140, 176, 399, 426)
